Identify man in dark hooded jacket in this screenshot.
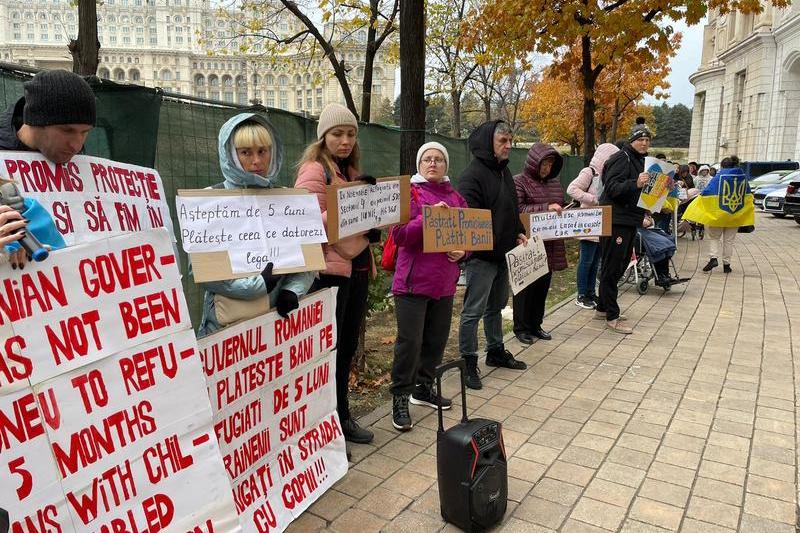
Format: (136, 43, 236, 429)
(458, 120, 528, 389)
(597, 122, 651, 334)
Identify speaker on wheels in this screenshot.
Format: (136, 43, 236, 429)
(435, 360, 508, 532)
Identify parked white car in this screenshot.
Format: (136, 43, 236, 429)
(762, 186, 789, 218)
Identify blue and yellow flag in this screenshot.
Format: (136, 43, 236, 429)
(682, 167, 754, 227)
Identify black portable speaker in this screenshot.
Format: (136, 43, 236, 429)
(435, 360, 508, 532)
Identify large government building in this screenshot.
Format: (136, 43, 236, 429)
(689, 4, 800, 163)
(0, 0, 395, 116)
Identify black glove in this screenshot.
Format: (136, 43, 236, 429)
(260, 262, 280, 293)
(275, 290, 299, 318)
(366, 228, 382, 243)
(357, 174, 377, 185)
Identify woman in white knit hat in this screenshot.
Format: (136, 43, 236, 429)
(295, 103, 379, 445)
(388, 142, 467, 431)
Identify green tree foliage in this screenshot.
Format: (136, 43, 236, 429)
(651, 103, 693, 147)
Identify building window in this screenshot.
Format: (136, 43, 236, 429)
(110, 35, 117, 43)
(306, 89, 312, 110)
(136, 37, 144, 45)
(150, 37, 157, 45)
(210, 90, 220, 100)
(176, 36, 183, 43)
(278, 75, 288, 86)
(266, 90, 275, 107)
(316, 88, 323, 109)
(223, 91, 233, 103)
(296, 90, 302, 110)
(279, 91, 288, 109)
(130, 69, 140, 81)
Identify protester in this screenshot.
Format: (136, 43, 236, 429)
(295, 103, 380, 444)
(597, 122, 651, 334)
(676, 164, 694, 189)
(0, 70, 87, 268)
(0, 70, 95, 163)
(688, 161, 699, 176)
(640, 214, 679, 288)
(567, 143, 620, 310)
(512, 143, 567, 344)
(694, 164, 711, 190)
(389, 142, 467, 431)
(655, 153, 667, 161)
(195, 114, 314, 337)
(457, 120, 528, 390)
(709, 166, 717, 177)
(683, 155, 754, 274)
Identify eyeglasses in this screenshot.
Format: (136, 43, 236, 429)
(421, 158, 445, 165)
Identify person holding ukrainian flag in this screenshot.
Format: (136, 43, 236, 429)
(682, 155, 754, 274)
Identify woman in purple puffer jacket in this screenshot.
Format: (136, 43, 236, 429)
(513, 142, 569, 345)
(389, 142, 467, 431)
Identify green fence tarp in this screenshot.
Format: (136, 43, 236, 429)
(1, 65, 584, 328)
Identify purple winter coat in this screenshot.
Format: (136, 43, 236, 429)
(391, 176, 468, 299)
(515, 143, 569, 272)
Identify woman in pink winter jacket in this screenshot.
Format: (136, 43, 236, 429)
(566, 143, 619, 310)
(294, 103, 380, 445)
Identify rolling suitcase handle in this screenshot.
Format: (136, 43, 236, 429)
(435, 360, 469, 433)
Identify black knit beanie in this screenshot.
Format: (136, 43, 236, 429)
(629, 123, 652, 143)
(23, 70, 96, 127)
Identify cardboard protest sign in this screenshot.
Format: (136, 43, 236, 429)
(0, 229, 241, 533)
(638, 157, 676, 213)
(197, 288, 347, 533)
(521, 206, 612, 241)
(176, 188, 327, 282)
(1, 151, 173, 245)
(422, 206, 493, 252)
(506, 236, 549, 295)
(325, 176, 411, 243)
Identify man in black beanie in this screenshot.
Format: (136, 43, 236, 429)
(596, 121, 651, 334)
(0, 69, 96, 164)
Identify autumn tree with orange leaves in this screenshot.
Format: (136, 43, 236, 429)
(465, 0, 788, 161)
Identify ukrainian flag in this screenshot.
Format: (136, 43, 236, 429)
(682, 167, 754, 227)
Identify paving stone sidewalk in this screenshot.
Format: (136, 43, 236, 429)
(291, 213, 800, 533)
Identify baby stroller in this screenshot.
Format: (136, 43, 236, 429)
(617, 228, 690, 295)
(675, 187, 704, 240)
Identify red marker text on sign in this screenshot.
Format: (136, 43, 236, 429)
(90, 163, 162, 201)
(222, 427, 271, 480)
(214, 351, 282, 411)
(281, 461, 324, 511)
(0, 268, 67, 326)
(85, 198, 112, 232)
(297, 414, 342, 461)
(232, 463, 274, 513)
(9, 505, 61, 533)
(214, 397, 262, 445)
(119, 289, 181, 339)
(5, 158, 83, 192)
(66, 460, 137, 524)
(144, 434, 194, 484)
(71, 368, 108, 414)
(47, 310, 102, 366)
(0, 335, 32, 388)
(114, 202, 142, 232)
(93, 493, 175, 533)
(279, 404, 308, 442)
(274, 301, 323, 345)
(79, 244, 162, 297)
(319, 324, 333, 352)
(52, 400, 156, 476)
(0, 389, 60, 450)
(288, 336, 313, 370)
(52, 201, 75, 234)
(293, 361, 330, 402)
(200, 327, 268, 377)
(119, 342, 181, 395)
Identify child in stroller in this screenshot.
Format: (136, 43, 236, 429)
(675, 186, 704, 240)
(626, 214, 690, 294)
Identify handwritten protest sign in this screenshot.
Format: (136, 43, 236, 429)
(1, 151, 172, 245)
(176, 189, 327, 282)
(0, 229, 242, 533)
(325, 176, 411, 243)
(506, 236, 549, 295)
(522, 206, 612, 241)
(638, 157, 676, 213)
(422, 206, 493, 252)
(197, 288, 347, 533)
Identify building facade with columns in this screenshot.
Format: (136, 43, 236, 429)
(689, 3, 800, 163)
(0, 0, 395, 117)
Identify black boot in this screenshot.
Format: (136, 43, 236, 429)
(341, 417, 374, 444)
(464, 356, 482, 390)
(486, 346, 527, 370)
(702, 258, 718, 272)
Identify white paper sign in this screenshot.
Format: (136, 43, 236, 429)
(197, 288, 348, 533)
(528, 207, 608, 240)
(335, 180, 402, 239)
(1, 151, 173, 245)
(506, 236, 549, 295)
(0, 229, 190, 386)
(175, 193, 326, 272)
(637, 157, 676, 213)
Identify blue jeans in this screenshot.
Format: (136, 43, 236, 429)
(459, 258, 509, 360)
(576, 240, 600, 298)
